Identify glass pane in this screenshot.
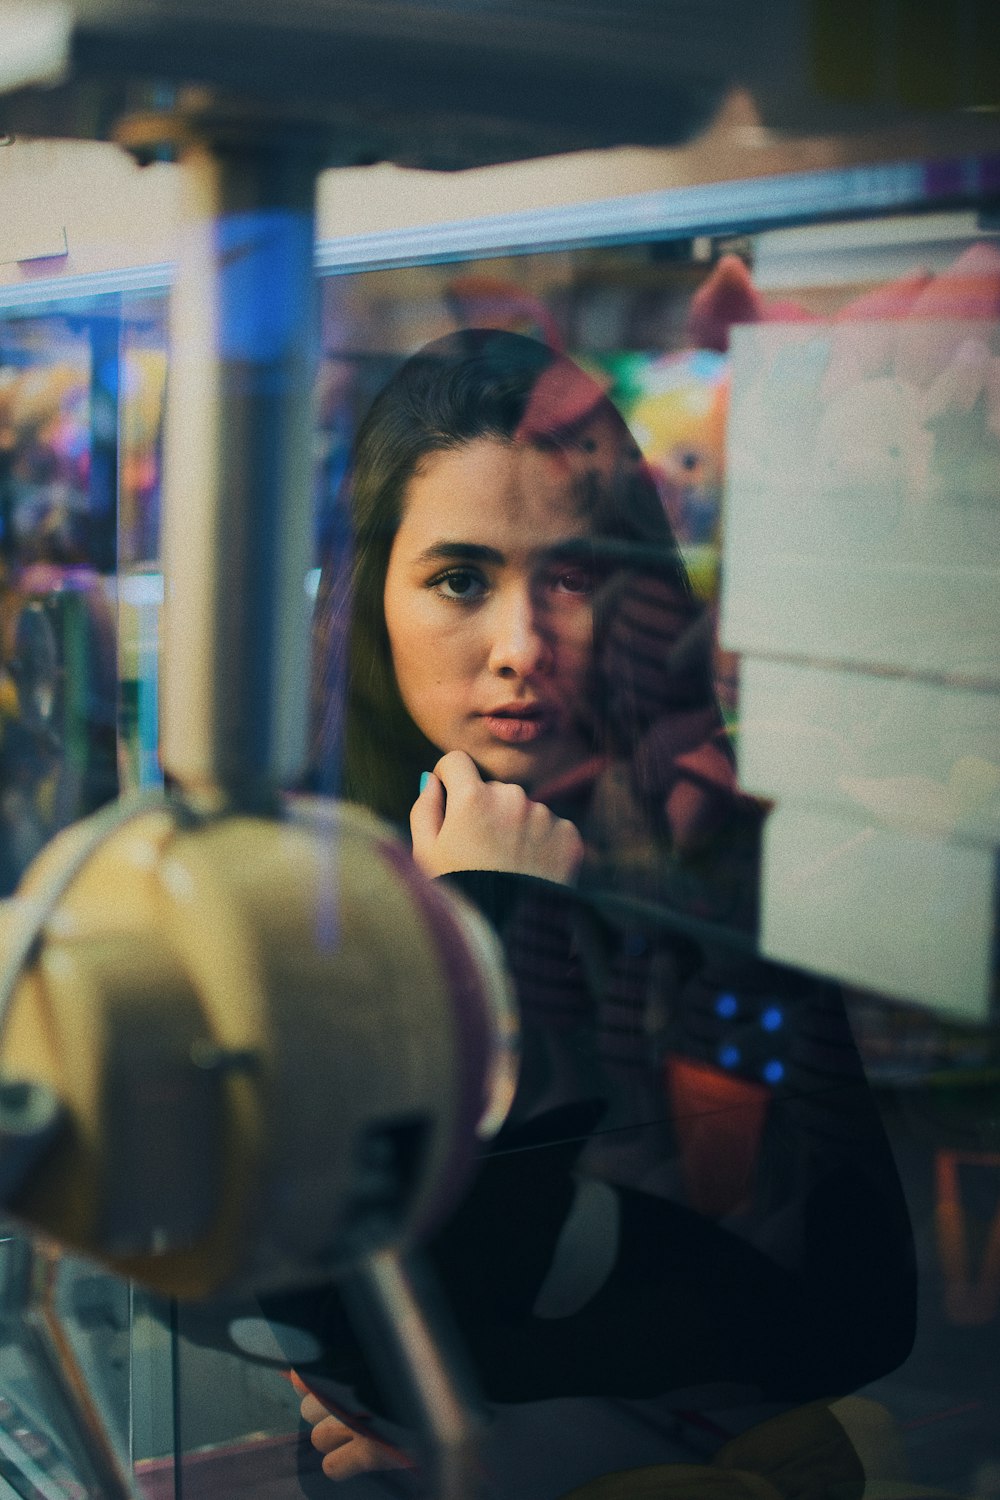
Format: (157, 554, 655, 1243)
(295, 218, 997, 1497)
(1, 178, 997, 1500)
(0, 1233, 134, 1499)
(720, 214, 1000, 1497)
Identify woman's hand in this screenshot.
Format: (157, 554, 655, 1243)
(289, 1371, 410, 1483)
(410, 751, 584, 884)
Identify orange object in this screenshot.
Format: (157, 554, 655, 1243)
(664, 1055, 770, 1219)
(934, 1150, 1000, 1326)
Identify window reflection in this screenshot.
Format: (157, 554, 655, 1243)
(202, 230, 1000, 1497)
(0, 210, 997, 1498)
(278, 319, 913, 1492)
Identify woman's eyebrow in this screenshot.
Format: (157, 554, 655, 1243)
(414, 542, 506, 566)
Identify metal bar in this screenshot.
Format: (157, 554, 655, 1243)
(158, 128, 324, 803)
(344, 1248, 487, 1500)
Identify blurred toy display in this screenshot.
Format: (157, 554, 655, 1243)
(117, 343, 167, 569)
(0, 333, 119, 893)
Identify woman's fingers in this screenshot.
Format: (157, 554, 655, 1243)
(288, 1372, 411, 1484)
(291, 1376, 355, 1451)
(310, 1413, 356, 1457)
(430, 749, 483, 799)
(310, 1414, 410, 1482)
(299, 1400, 409, 1482)
(410, 768, 445, 850)
(320, 1431, 403, 1481)
(299, 1391, 334, 1427)
(311, 1415, 402, 1482)
(290, 1371, 332, 1429)
(410, 751, 583, 883)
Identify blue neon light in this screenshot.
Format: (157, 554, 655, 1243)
(761, 1006, 784, 1032)
(715, 993, 738, 1020)
(763, 1060, 785, 1085)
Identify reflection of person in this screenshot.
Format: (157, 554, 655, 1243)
(313, 328, 743, 895)
(297, 330, 915, 1483)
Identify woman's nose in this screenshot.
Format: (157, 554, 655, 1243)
(488, 589, 552, 679)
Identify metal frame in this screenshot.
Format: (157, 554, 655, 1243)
(0, 151, 996, 315)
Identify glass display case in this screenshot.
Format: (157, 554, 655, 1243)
(0, 146, 998, 1498)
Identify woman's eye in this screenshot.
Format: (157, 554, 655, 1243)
(551, 566, 594, 596)
(433, 568, 486, 601)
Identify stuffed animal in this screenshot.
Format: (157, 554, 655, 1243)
(685, 250, 813, 353)
(627, 349, 729, 550)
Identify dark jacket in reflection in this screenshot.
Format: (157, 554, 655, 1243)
(300, 542, 915, 1416)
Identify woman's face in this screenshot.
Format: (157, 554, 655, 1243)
(383, 437, 596, 795)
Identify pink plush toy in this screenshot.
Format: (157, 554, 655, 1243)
(685, 241, 1000, 528)
(685, 251, 814, 352)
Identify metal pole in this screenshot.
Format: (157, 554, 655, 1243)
(159, 126, 324, 806)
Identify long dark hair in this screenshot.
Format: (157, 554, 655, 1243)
(310, 329, 700, 830)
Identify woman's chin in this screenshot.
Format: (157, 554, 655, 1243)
(466, 740, 587, 795)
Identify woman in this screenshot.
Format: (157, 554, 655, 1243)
(297, 329, 915, 1483)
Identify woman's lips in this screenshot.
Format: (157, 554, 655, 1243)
(481, 707, 550, 744)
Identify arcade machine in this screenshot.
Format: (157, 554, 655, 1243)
(0, 3, 996, 1497)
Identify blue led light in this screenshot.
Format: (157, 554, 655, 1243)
(761, 1006, 784, 1032)
(715, 993, 739, 1019)
(763, 1060, 785, 1085)
(718, 1044, 741, 1070)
